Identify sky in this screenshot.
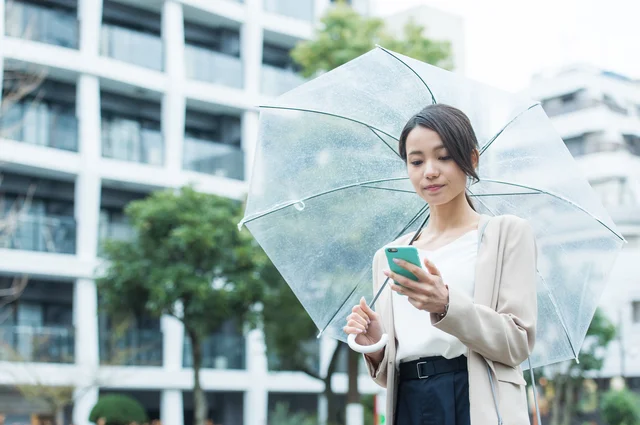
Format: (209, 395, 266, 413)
(373, 0, 639, 93)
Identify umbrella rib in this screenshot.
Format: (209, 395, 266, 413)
(318, 207, 431, 337)
(469, 189, 580, 361)
(478, 103, 541, 156)
(362, 185, 543, 198)
(376, 45, 437, 105)
(259, 105, 400, 143)
(478, 179, 624, 241)
(367, 126, 402, 157)
(240, 177, 409, 226)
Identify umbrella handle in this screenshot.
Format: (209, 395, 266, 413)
(347, 333, 389, 354)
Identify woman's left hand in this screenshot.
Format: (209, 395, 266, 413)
(384, 257, 449, 314)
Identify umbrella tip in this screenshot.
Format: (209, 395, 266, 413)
(574, 357, 580, 365)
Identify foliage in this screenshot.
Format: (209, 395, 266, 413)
(89, 394, 148, 425)
(291, 1, 452, 78)
(96, 185, 264, 344)
(600, 389, 640, 425)
(269, 403, 317, 425)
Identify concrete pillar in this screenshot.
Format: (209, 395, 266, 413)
(241, 110, 260, 184)
(72, 278, 99, 425)
(242, 0, 264, 95)
(161, 312, 184, 371)
(162, 0, 186, 173)
(243, 329, 269, 425)
(161, 389, 185, 425)
(78, 0, 103, 55)
(318, 337, 337, 425)
(73, 386, 99, 425)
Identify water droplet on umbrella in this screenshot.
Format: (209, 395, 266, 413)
(294, 201, 306, 211)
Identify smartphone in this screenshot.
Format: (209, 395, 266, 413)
(384, 246, 422, 284)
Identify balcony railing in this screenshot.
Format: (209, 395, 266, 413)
(100, 24, 163, 71)
(4, 1, 78, 48)
(261, 64, 305, 97)
(0, 103, 78, 152)
(0, 325, 74, 363)
(183, 333, 245, 370)
(0, 214, 76, 254)
(263, 0, 314, 21)
(99, 328, 163, 366)
(184, 44, 243, 88)
(183, 137, 244, 180)
(98, 221, 134, 255)
(102, 119, 164, 166)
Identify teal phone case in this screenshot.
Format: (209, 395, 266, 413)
(384, 246, 422, 283)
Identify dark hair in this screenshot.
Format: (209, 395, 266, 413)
(399, 104, 479, 209)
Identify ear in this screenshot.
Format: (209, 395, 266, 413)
(471, 149, 480, 169)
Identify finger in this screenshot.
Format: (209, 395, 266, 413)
(423, 257, 441, 276)
(391, 258, 429, 281)
(348, 311, 368, 327)
(353, 301, 371, 323)
(347, 319, 367, 332)
(359, 297, 375, 320)
(384, 269, 423, 292)
(343, 326, 364, 335)
(389, 280, 420, 298)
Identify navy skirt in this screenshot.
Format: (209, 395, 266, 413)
(395, 360, 471, 425)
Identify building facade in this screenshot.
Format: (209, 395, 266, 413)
(525, 65, 640, 384)
(0, 1, 381, 424)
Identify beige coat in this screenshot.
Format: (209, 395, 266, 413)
(365, 214, 537, 425)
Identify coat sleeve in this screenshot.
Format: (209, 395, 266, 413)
(431, 216, 538, 367)
(364, 249, 391, 388)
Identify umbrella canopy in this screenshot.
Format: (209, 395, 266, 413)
(240, 46, 624, 369)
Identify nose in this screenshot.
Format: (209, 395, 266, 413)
(423, 160, 439, 179)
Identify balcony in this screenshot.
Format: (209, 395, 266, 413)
(184, 44, 243, 88)
(263, 0, 314, 21)
(99, 328, 163, 366)
(268, 339, 320, 374)
(0, 102, 78, 152)
(102, 118, 164, 166)
(0, 325, 74, 363)
(183, 137, 244, 180)
(0, 214, 76, 254)
(261, 64, 305, 97)
(100, 24, 163, 71)
(183, 333, 245, 370)
(4, 1, 78, 49)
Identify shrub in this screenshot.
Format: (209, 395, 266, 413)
(89, 394, 148, 425)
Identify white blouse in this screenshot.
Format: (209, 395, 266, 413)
(393, 229, 478, 364)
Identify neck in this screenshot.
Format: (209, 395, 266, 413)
(425, 192, 479, 234)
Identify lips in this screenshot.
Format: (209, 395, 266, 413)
(424, 185, 444, 192)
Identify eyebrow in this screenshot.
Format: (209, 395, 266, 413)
(407, 145, 446, 156)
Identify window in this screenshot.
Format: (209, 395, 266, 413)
(623, 134, 640, 156)
(590, 177, 635, 207)
(633, 301, 640, 324)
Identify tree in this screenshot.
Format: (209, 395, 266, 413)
(600, 389, 640, 425)
(290, 1, 452, 79)
(548, 308, 617, 425)
(96, 186, 265, 425)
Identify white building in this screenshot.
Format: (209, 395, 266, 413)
(525, 65, 640, 385)
(0, 0, 385, 424)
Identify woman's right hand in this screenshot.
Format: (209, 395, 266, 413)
(343, 297, 385, 359)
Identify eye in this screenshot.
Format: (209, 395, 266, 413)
(439, 156, 452, 161)
(410, 160, 423, 166)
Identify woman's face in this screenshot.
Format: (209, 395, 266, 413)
(405, 126, 473, 206)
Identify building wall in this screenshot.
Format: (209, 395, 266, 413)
(0, 1, 384, 425)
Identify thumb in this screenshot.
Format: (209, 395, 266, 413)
(423, 257, 441, 276)
(360, 296, 374, 316)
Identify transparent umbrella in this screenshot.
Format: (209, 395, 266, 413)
(239, 46, 625, 370)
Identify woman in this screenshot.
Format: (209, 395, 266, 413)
(343, 104, 537, 425)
